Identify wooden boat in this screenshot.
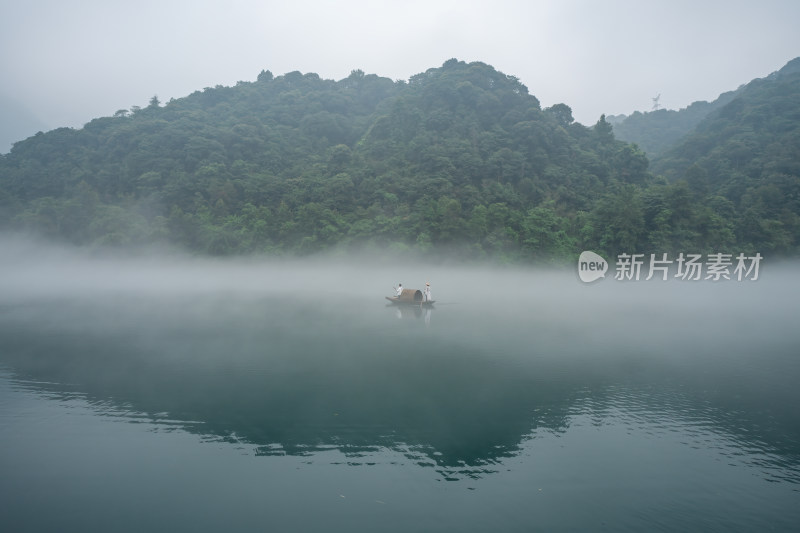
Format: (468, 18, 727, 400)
(386, 288, 434, 306)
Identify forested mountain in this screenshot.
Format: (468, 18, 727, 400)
(652, 57, 800, 254)
(0, 59, 798, 260)
(608, 90, 739, 158)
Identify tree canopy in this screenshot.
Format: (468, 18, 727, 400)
(1, 58, 798, 260)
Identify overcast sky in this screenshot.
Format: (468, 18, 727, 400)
(2, 0, 799, 148)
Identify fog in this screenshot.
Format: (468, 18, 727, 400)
(2, 234, 799, 487)
(2, 233, 798, 393)
(2, 233, 796, 350)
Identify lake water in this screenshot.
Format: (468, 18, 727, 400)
(1, 240, 799, 531)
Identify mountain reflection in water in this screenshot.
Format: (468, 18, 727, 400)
(1, 246, 800, 531)
(2, 296, 563, 477)
(1, 272, 798, 484)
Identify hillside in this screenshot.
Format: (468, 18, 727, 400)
(652, 57, 800, 253)
(0, 59, 797, 259)
(609, 90, 739, 158)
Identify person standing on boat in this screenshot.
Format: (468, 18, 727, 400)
(424, 282, 432, 302)
(395, 283, 403, 297)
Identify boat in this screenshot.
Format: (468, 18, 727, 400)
(385, 288, 435, 306)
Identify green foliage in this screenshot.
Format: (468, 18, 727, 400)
(1, 58, 799, 260)
(609, 90, 739, 158)
(651, 58, 800, 256)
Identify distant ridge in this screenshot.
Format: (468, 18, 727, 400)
(609, 90, 739, 158)
(610, 57, 800, 159)
(0, 95, 48, 154)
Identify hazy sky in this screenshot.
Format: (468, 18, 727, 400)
(2, 0, 799, 143)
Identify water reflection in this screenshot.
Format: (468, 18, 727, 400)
(0, 299, 553, 476)
(1, 292, 799, 485)
(388, 303, 433, 324)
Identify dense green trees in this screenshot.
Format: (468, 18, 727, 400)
(1, 58, 798, 261)
(608, 91, 739, 159)
(651, 57, 800, 256)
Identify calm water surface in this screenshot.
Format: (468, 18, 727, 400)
(1, 244, 799, 531)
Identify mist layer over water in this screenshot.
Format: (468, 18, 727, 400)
(1, 236, 799, 532)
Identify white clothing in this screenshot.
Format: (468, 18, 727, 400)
(424, 286, 432, 301)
